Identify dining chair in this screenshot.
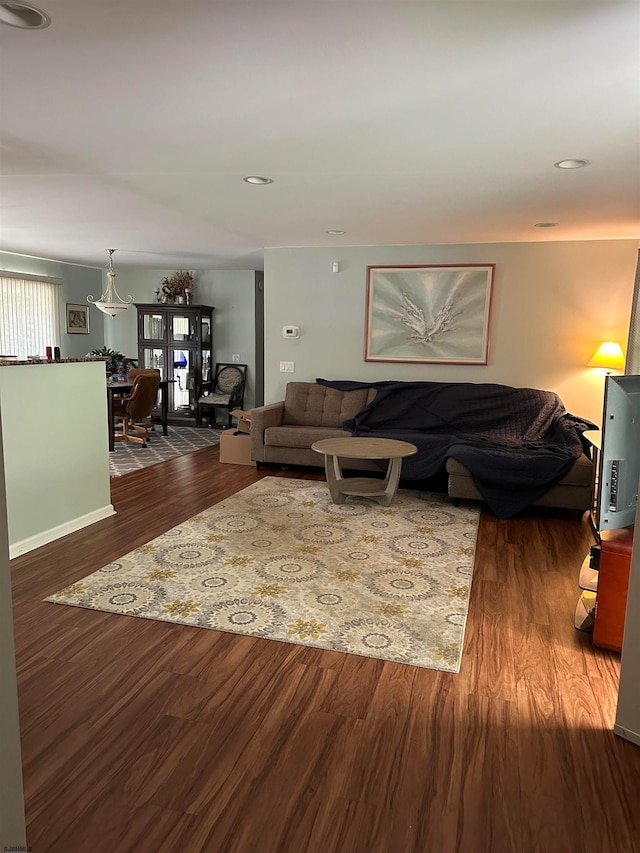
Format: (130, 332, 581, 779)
(113, 372, 161, 446)
(126, 368, 161, 430)
(196, 363, 247, 428)
(127, 367, 161, 381)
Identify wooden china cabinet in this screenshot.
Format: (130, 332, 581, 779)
(135, 303, 214, 422)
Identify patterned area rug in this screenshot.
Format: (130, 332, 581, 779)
(45, 478, 480, 671)
(109, 425, 222, 477)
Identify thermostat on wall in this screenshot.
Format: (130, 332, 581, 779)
(283, 326, 300, 338)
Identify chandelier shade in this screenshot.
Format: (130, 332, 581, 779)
(87, 249, 134, 317)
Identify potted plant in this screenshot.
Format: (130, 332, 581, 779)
(88, 346, 136, 376)
(160, 270, 194, 304)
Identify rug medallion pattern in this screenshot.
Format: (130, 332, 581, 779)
(46, 478, 480, 671)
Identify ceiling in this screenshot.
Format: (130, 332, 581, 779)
(1, 0, 639, 271)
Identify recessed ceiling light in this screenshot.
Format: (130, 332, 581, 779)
(554, 159, 590, 169)
(534, 222, 559, 228)
(243, 176, 273, 185)
(0, 2, 50, 28)
(326, 230, 346, 235)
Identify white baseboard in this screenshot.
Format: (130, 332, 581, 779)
(613, 724, 640, 747)
(9, 504, 116, 559)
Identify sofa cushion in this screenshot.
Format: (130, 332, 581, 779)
(283, 382, 371, 428)
(446, 452, 593, 487)
(265, 425, 347, 449)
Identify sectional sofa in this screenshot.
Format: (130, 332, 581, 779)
(250, 379, 596, 518)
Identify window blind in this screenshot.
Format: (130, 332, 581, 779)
(0, 272, 61, 359)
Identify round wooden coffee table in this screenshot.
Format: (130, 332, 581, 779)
(311, 436, 418, 506)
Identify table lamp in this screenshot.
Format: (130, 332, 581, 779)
(586, 341, 625, 374)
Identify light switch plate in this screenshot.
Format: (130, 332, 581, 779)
(280, 361, 294, 373)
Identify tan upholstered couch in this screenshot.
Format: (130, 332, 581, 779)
(446, 455, 593, 512)
(250, 380, 595, 514)
(250, 381, 378, 470)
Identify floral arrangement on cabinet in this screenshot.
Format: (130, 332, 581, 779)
(160, 270, 194, 304)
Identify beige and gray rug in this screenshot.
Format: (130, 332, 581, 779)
(109, 425, 221, 477)
(45, 477, 480, 671)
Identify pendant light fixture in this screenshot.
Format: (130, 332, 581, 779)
(87, 249, 134, 317)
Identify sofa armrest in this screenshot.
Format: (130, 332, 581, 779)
(250, 401, 285, 462)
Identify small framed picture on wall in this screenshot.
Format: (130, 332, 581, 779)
(66, 303, 90, 334)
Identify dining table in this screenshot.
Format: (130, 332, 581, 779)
(106, 377, 173, 452)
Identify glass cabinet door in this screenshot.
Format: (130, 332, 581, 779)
(172, 348, 194, 413)
(201, 350, 211, 383)
(141, 347, 165, 377)
(171, 314, 195, 343)
(142, 313, 166, 341)
(201, 314, 211, 345)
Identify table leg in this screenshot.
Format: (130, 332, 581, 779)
(322, 454, 404, 506)
(324, 454, 347, 504)
(160, 384, 169, 436)
(378, 457, 403, 507)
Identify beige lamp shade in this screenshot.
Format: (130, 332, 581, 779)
(586, 341, 626, 371)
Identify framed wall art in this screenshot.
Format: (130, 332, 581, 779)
(364, 264, 495, 364)
(65, 303, 90, 334)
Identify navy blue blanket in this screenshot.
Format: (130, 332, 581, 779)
(317, 379, 597, 518)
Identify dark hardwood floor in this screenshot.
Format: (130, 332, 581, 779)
(10, 447, 640, 852)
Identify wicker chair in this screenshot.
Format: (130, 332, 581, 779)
(196, 363, 247, 428)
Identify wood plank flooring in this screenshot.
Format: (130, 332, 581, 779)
(10, 447, 640, 852)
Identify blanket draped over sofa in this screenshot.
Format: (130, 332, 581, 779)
(317, 378, 597, 518)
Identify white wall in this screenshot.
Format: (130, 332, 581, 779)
(4, 241, 637, 423)
(0, 361, 113, 556)
(264, 240, 639, 425)
(197, 270, 257, 409)
(0, 412, 26, 849)
(0, 251, 105, 359)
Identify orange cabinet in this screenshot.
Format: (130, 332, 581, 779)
(592, 526, 633, 653)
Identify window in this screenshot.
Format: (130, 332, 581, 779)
(0, 271, 61, 359)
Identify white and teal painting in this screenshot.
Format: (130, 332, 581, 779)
(365, 264, 494, 364)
